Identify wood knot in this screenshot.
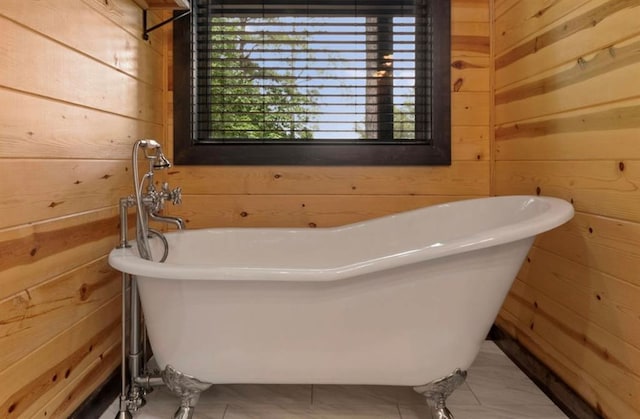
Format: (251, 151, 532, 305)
(79, 284, 89, 301)
(453, 78, 464, 92)
(577, 57, 587, 69)
(239, 211, 248, 218)
(308, 222, 317, 228)
(618, 161, 625, 171)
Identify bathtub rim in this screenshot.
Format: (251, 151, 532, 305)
(108, 195, 573, 282)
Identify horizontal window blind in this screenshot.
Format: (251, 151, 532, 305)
(193, 0, 432, 143)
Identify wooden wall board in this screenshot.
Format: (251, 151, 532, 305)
(451, 126, 491, 161)
(0, 160, 132, 229)
(0, 208, 133, 301)
(0, 297, 120, 418)
(81, 0, 164, 49)
(495, 0, 640, 89)
(453, 21, 490, 38)
(516, 246, 640, 349)
(452, 0, 491, 22)
(494, 0, 591, 56)
(508, 277, 640, 381)
(496, 42, 640, 124)
(496, 34, 640, 106)
(0, 257, 120, 373)
(452, 35, 491, 56)
(165, 162, 490, 196)
(495, 98, 640, 161)
(533, 214, 640, 287)
(495, 310, 608, 417)
(493, 0, 520, 19)
(502, 286, 640, 414)
(33, 341, 120, 419)
(494, 160, 640, 223)
(0, 88, 163, 159)
(169, 195, 481, 229)
(452, 92, 491, 126)
(0, 16, 163, 123)
(498, 298, 640, 419)
(451, 56, 491, 93)
(0, 0, 163, 86)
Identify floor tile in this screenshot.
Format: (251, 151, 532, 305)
(399, 404, 567, 419)
(465, 364, 552, 406)
(312, 385, 402, 406)
(223, 403, 402, 418)
(202, 384, 312, 405)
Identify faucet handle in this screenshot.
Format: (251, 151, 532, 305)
(171, 187, 182, 205)
(162, 182, 182, 205)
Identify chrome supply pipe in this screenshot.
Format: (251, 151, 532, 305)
(116, 198, 134, 418)
(134, 375, 165, 388)
(129, 276, 142, 385)
(118, 197, 134, 249)
(116, 272, 133, 419)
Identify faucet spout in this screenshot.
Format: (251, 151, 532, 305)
(149, 213, 186, 230)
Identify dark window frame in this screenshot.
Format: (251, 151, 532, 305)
(173, 1, 451, 166)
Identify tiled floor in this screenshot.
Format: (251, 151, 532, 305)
(100, 341, 567, 419)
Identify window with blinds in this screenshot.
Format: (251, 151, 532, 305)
(173, 0, 451, 165)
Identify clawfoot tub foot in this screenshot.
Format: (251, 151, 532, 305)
(413, 369, 467, 419)
(161, 365, 212, 419)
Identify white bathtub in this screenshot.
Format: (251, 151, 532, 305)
(109, 195, 573, 405)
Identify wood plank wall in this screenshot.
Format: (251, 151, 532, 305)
(493, 0, 640, 417)
(0, 0, 165, 416)
(164, 0, 492, 229)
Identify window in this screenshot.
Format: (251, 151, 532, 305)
(174, 0, 450, 165)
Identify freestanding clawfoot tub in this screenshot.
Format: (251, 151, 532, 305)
(109, 195, 574, 418)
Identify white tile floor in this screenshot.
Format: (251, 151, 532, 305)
(100, 341, 568, 419)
